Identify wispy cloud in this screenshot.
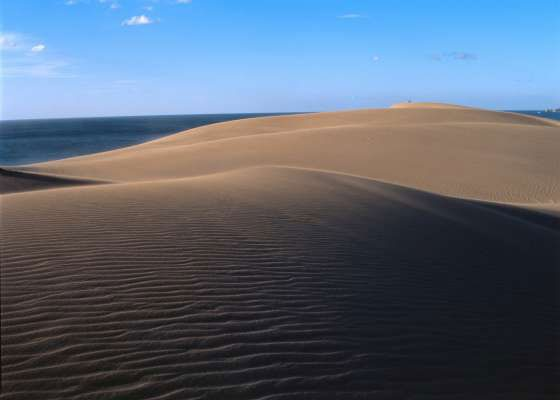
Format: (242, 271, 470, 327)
(452, 52, 477, 60)
(0, 33, 23, 50)
(177, 0, 192, 3)
(1, 33, 47, 53)
(1, 32, 72, 78)
(372, 55, 381, 62)
(431, 52, 478, 61)
(122, 15, 154, 26)
(337, 14, 365, 19)
(1, 33, 46, 53)
(2, 57, 73, 78)
(31, 43, 46, 52)
(98, 0, 120, 9)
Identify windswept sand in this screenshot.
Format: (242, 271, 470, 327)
(1, 104, 559, 399)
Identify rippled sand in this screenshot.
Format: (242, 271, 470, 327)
(1, 103, 559, 399)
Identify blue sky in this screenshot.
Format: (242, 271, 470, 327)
(1, 0, 559, 119)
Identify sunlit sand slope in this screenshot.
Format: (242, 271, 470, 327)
(19, 105, 560, 203)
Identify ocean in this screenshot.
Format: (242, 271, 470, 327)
(514, 110, 560, 120)
(0, 113, 286, 166)
(1, 111, 558, 166)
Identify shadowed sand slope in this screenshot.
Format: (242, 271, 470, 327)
(19, 106, 560, 203)
(0, 168, 103, 194)
(2, 167, 559, 399)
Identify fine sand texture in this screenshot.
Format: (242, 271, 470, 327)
(1, 103, 559, 399)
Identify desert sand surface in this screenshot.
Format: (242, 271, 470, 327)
(17, 103, 560, 203)
(1, 103, 559, 399)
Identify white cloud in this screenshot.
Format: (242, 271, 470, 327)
(110, 3, 120, 9)
(177, 0, 192, 3)
(1, 34, 46, 53)
(337, 14, 364, 19)
(31, 44, 46, 52)
(122, 15, 154, 26)
(372, 55, 380, 62)
(65, 0, 78, 5)
(1, 32, 72, 78)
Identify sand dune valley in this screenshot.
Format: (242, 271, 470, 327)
(1, 103, 559, 399)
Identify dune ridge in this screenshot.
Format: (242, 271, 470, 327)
(1, 104, 559, 399)
(11, 105, 560, 203)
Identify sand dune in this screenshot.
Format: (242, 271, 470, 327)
(16, 105, 560, 203)
(390, 101, 480, 109)
(1, 104, 559, 399)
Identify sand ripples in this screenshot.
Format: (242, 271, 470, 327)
(2, 168, 558, 399)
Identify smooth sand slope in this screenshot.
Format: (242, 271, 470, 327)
(1, 104, 559, 399)
(16, 102, 560, 203)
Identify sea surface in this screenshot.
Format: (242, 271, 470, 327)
(0, 113, 287, 166)
(514, 110, 560, 120)
(1, 111, 558, 166)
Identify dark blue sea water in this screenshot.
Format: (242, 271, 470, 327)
(512, 110, 560, 120)
(1, 111, 558, 166)
(0, 113, 287, 166)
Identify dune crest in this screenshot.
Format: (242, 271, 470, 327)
(390, 101, 477, 109)
(10, 105, 560, 203)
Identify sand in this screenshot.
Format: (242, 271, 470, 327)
(0, 168, 104, 194)
(1, 103, 559, 399)
(17, 103, 560, 203)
